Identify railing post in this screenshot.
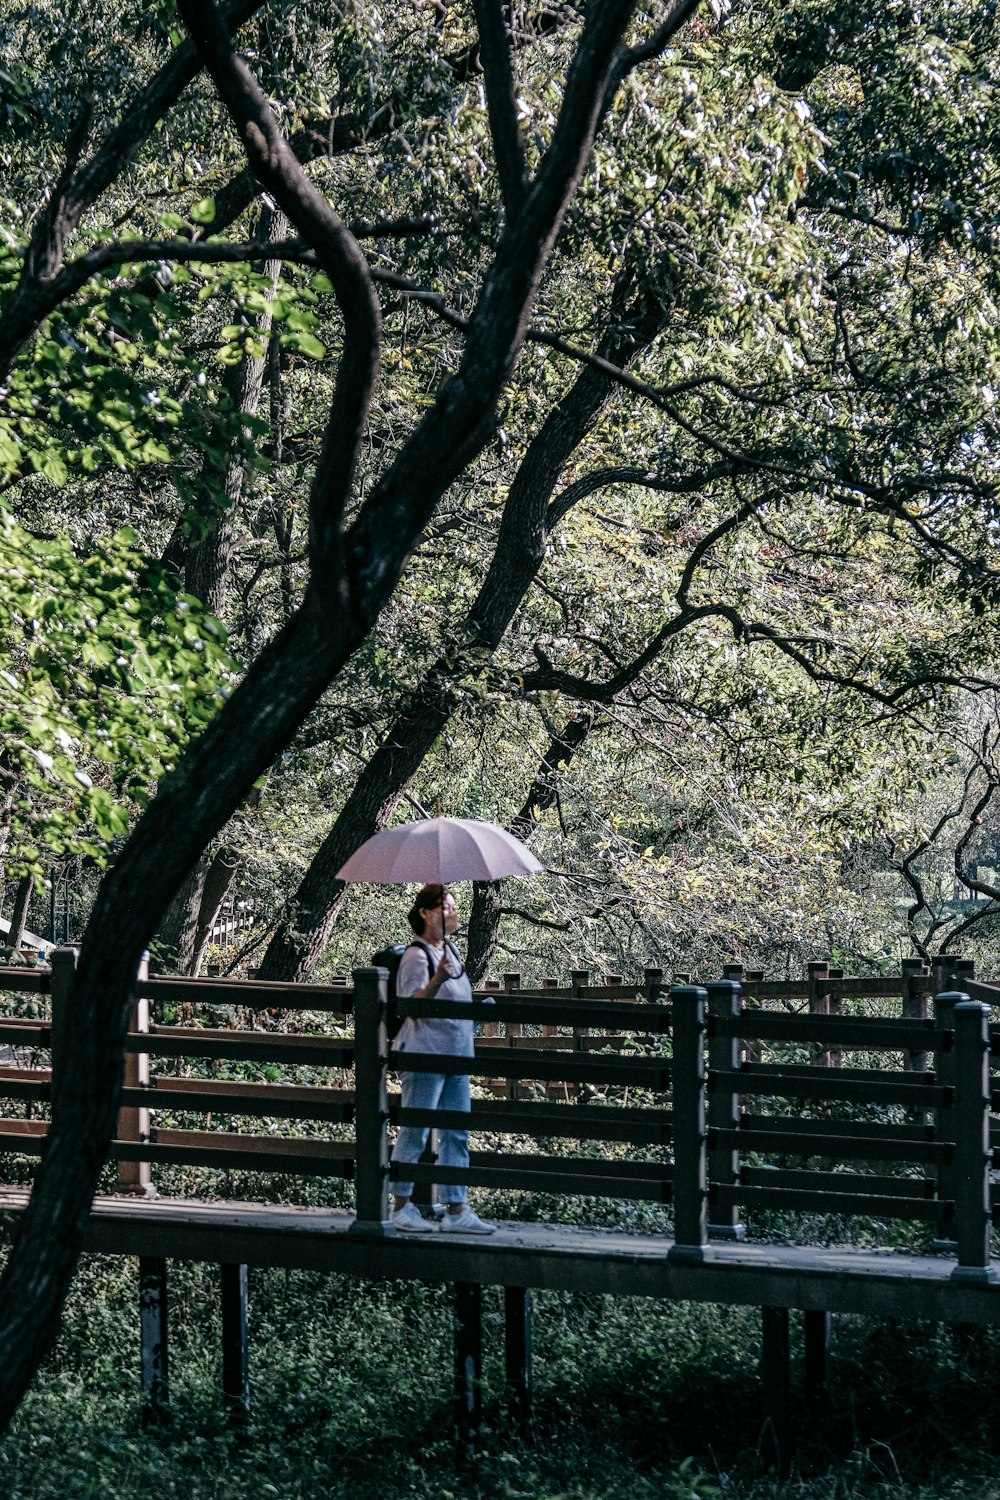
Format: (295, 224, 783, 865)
(933, 988, 961, 1247)
(807, 960, 829, 1016)
(541, 977, 558, 1037)
(643, 966, 664, 1003)
(808, 961, 835, 1068)
(827, 968, 843, 1065)
(902, 958, 930, 1075)
(571, 968, 589, 1102)
(116, 950, 152, 1196)
(48, 945, 78, 1087)
(669, 985, 709, 1261)
(504, 972, 521, 1101)
(932, 953, 957, 994)
(707, 979, 744, 1240)
(349, 967, 393, 1236)
(952, 1000, 995, 1281)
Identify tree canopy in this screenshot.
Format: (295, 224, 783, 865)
(0, 0, 999, 1427)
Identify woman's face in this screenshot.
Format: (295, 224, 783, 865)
(422, 891, 457, 941)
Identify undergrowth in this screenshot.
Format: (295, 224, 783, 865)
(1, 1247, 1000, 1499)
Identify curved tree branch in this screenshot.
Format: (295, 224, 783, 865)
(0, 0, 267, 379)
(176, 0, 381, 576)
(256, 275, 669, 981)
(472, 0, 527, 218)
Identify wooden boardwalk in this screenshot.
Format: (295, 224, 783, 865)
(0, 950, 998, 1467)
(1, 1187, 996, 1322)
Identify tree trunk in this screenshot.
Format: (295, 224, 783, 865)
(191, 848, 242, 975)
(465, 711, 594, 981)
(257, 292, 667, 981)
(5, 876, 33, 953)
(157, 854, 212, 972)
(185, 208, 285, 612)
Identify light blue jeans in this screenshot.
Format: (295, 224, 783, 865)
(391, 1069, 471, 1204)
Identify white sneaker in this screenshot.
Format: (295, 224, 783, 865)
(440, 1207, 495, 1235)
(391, 1200, 434, 1233)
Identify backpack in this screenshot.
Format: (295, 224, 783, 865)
(370, 940, 435, 1042)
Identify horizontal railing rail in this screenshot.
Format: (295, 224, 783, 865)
(390, 1046, 671, 1088)
(123, 1027, 354, 1067)
(398, 995, 671, 1030)
(709, 1013, 942, 1049)
(711, 1124, 949, 1165)
(137, 975, 355, 1014)
(394, 1098, 672, 1142)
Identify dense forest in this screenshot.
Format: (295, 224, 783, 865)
(2, 0, 1000, 991)
(0, 0, 999, 1484)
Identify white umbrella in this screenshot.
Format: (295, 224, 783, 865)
(336, 815, 543, 885)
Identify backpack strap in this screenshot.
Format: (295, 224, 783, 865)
(408, 940, 435, 982)
(407, 939, 465, 983)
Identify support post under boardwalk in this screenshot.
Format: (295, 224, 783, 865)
(760, 1306, 791, 1478)
(804, 1309, 832, 1399)
(504, 1285, 533, 1424)
(139, 1256, 169, 1415)
(454, 1283, 482, 1456)
(221, 1263, 250, 1420)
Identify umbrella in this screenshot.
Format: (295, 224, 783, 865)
(336, 815, 543, 885)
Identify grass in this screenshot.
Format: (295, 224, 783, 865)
(2, 1247, 1000, 1499)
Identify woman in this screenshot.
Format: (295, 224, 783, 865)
(389, 883, 495, 1235)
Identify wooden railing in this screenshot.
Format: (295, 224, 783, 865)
(380, 978, 673, 1218)
(0, 954, 357, 1196)
(0, 950, 997, 1273)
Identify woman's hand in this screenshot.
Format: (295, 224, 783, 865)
(422, 956, 452, 997)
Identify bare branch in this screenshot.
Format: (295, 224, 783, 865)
(616, 0, 704, 76)
(523, 606, 712, 702)
(23, 92, 95, 283)
(674, 502, 758, 605)
(547, 461, 737, 526)
(472, 0, 528, 218)
(177, 0, 381, 576)
(208, 5, 581, 233)
(0, 0, 268, 378)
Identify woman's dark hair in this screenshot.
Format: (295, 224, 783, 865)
(407, 884, 450, 936)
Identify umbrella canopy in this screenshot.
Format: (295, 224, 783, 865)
(336, 816, 543, 885)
